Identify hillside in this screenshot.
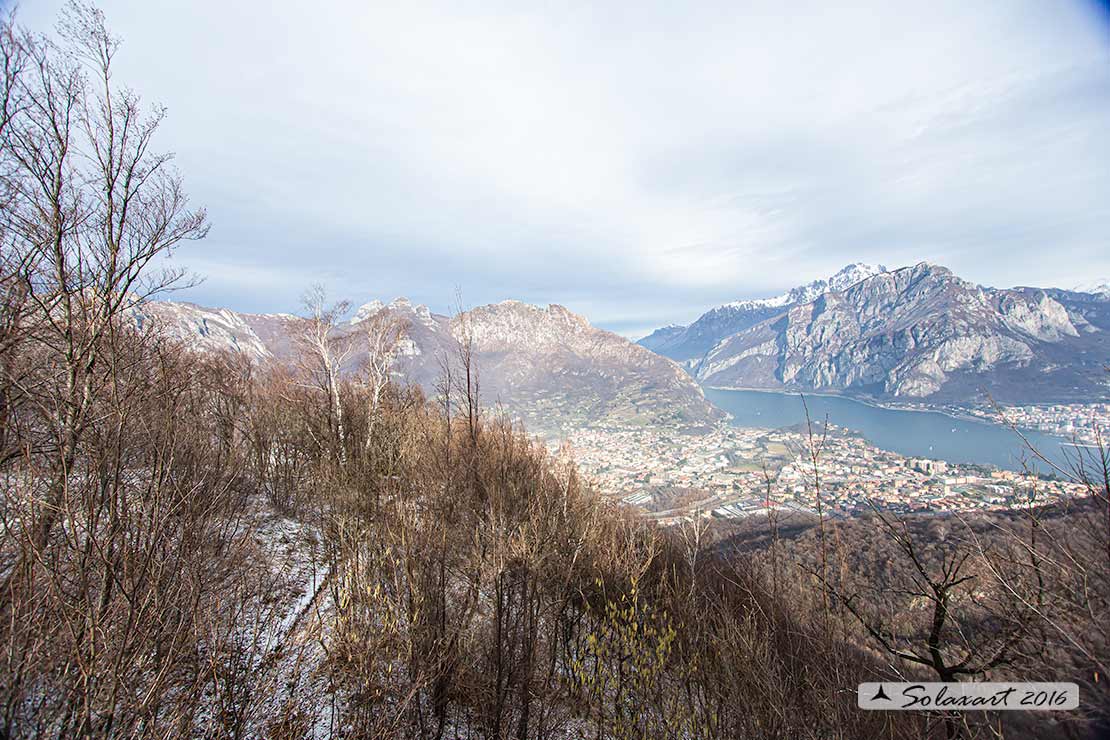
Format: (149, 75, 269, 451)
(137, 297, 722, 430)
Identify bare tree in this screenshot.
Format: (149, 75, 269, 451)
(296, 283, 353, 462)
(0, 0, 206, 590)
(816, 505, 1036, 739)
(361, 307, 406, 453)
(799, 394, 833, 630)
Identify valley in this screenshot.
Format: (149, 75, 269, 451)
(139, 262, 1110, 527)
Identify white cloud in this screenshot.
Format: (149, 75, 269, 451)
(18, 0, 1110, 330)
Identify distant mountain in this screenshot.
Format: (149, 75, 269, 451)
(685, 263, 1110, 403)
(137, 297, 722, 430)
(639, 264, 887, 361)
(1073, 279, 1110, 299)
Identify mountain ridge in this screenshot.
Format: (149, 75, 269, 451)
(642, 263, 1110, 403)
(638, 263, 889, 361)
(136, 296, 723, 431)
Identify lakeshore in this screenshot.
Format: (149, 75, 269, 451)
(702, 387, 1084, 472)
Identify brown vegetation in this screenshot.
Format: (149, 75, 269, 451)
(0, 5, 1107, 739)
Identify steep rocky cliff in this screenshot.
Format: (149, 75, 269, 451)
(690, 263, 1108, 402)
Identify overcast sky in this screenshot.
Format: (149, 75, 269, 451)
(16, 1, 1110, 337)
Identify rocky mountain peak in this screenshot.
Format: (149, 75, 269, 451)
(463, 301, 595, 350)
(351, 297, 436, 326)
(352, 300, 385, 323)
(690, 262, 1105, 402)
(724, 262, 889, 312)
(828, 262, 890, 287)
(640, 263, 890, 361)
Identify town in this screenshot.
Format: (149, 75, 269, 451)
(544, 420, 1091, 525)
(963, 402, 1110, 446)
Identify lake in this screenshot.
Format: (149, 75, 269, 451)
(703, 387, 1082, 473)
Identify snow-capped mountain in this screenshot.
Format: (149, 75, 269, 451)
(1073, 279, 1110, 299)
(136, 297, 722, 430)
(724, 263, 888, 311)
(639, 264, 888, 361)
(687, 263, 1110, 402)
(134, 301, 279, 362)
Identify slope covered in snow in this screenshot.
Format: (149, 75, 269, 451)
(1073, 279, 1110, 299)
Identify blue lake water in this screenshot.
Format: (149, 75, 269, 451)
(703, 387, 1080, 473)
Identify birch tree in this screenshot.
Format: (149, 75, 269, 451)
(297, 283, 353, 462)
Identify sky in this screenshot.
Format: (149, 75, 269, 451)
(15, 1, 1110, 337)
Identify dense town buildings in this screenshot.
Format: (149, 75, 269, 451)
(963, 402, 1110, 445)
(545, 419, 1092, 525)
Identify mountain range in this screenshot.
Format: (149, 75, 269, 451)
(135, 297, 723, 431)
(640, 263, 1110, 403)
(136, 262, 1110, 426)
